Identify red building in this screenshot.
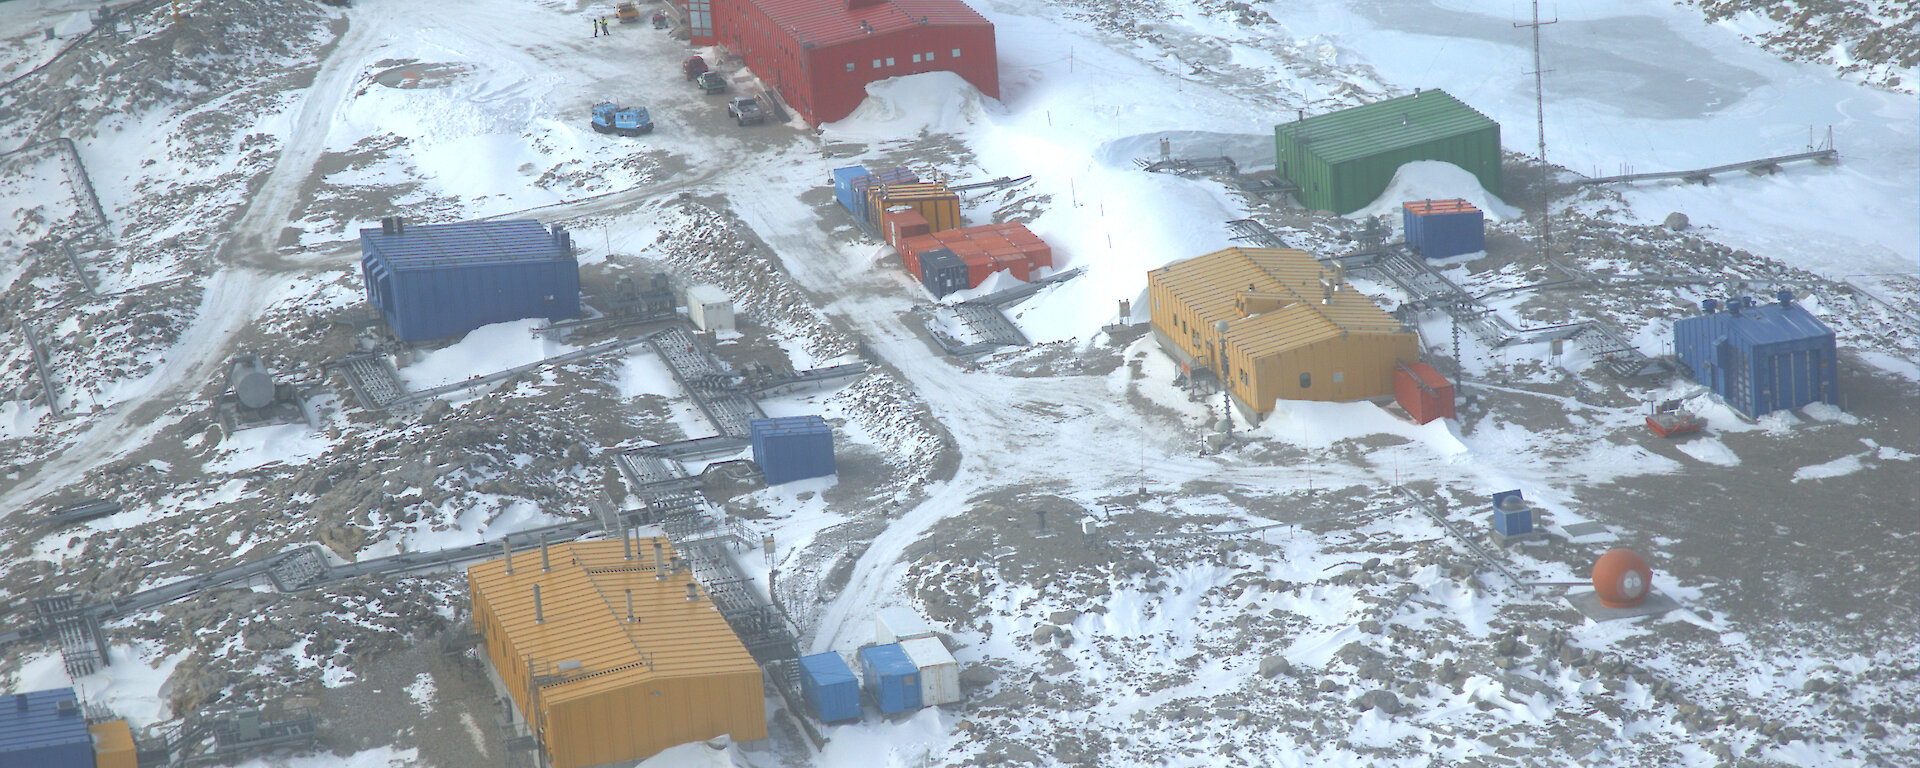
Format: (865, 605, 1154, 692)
(704, 0, 999, 125)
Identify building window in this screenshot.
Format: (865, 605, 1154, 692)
(952, 48, 961, 57)
(1333, 371, 1344, 383)
(911, 53, 922, 63)
(846, 62, 855, 72)
(1299, 372, 1312, 389)
(873, 59, 882, 68)
(885, 57, 895, 66)
(926, 51, 935, 61)
(1239, 370, 1249, 385)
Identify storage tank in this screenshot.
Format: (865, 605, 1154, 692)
(1592, 549, 1653, 608)
(229, 357, 277, 409)
(898, 636, 960, 706)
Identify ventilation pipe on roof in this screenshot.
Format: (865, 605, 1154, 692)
(540, 535, 551, 572)
(685, 582, 699, 601)
(653, 541, 666, 580)
(623, 527, 633, 560)
(1401, 113, 1410, 126)
(1414, 87, 1421, 96)
(626, 589, 636, 623)
(533, 584, 545, 624)
(503, 540, 514, 575)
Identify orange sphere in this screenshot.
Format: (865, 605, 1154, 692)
(1591, 548, 1653, 608)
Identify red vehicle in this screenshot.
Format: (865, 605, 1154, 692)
(682, 55, 707, 80)
(1645, 400, 1705, 437)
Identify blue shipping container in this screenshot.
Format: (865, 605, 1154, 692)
(799, 652, 861, 723)
(858, 644, 922, 714)
(919, 248, 968, 298)
(1403, 200, 1485, 259)
(832, 165, 870, 216)
(845, 168, 918, 223)
(360, 219, 582, 343)
(1490, 489, 1532, 536)
(1674, 298, 1838, 419)
(750, 416, 835, 485)
(0, 689, 93, 768)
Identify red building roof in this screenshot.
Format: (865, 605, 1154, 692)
(759, 0, 989, 49)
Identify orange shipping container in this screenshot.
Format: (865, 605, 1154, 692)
(868, 183, 962, 233)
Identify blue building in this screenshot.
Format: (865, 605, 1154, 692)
(857, 643, 921, 715)
(797, 652, 861, 723)
(751, 416, 836, 485)
(1674, 296, 1839, 419)
(359, 218, 581, 343)
(0, 688, 93, 768)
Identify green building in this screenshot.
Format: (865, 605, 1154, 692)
(1274, 89, 1502, 215)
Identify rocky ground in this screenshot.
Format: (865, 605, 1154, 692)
(0, 0, 1914, 766)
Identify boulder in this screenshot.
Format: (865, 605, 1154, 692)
(1664, 212, 1690, 231)
(1353, 689, 1402, 714)
(1258, 655, 1294, 678)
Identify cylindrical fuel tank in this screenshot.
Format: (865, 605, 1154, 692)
(230, 358, 276, 409)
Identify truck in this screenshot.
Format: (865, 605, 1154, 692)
(682, 55, 707, 80)
(591, 102, 653, 136)
(727, 96, 766, 126)
(696, 71, 728, 94)
(616, 1, 639, 23)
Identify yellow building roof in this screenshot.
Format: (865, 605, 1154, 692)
(1154, 247, 1407, 355)
(468, 540, 759, 705)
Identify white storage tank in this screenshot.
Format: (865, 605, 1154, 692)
(685, 284, 735, 332)
(874, 606, 935, 646)
(898, 635, 960, 706)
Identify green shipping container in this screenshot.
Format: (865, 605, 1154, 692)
(1274, 89, 1502, 215)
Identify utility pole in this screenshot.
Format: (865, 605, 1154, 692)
(1515, 1, 1556, 267)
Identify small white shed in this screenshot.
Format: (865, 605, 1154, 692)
(685, 284, 735, 332)
(874, 606, 935, 646)
(899, 635, 960, 706)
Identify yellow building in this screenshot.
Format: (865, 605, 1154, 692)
(469, 539, 766, 768)
(1148, 247, 1417, 419)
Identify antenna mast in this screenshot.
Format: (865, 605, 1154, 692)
(1515, 1, 1557, 265)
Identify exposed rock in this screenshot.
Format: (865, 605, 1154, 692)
(1049, 609, 1082, 626)
(1031, 624, 1064, 645)
(1353, 689, 1403, 715)
(1258, 655, 1294, 678)
(1664, 212, 1690, 231)
(959, 665, 1000, 688)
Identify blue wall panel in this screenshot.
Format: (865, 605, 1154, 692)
(751, 416, 835, 485)
(799, 652, 861, 723)
(360, 220, 582, 343)
(0, 688, 93, 768)
(858, 644, 921, 715)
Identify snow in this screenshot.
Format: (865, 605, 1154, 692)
(405, 672, 436, 714)
(1351, 160, 1521, 222)
(398, 319, 577, 391)
(204, 423, 332, 473)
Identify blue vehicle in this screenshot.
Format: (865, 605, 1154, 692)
(591, 102, 653, 136)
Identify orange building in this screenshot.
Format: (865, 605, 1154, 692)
(469, 539, 766, 768)
(1148, 247, 1417, 419)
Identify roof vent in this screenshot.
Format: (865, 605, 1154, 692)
(57, 699, 78, 715)
(1701, 298, 1718, 313)
(13, 694, 26, 711)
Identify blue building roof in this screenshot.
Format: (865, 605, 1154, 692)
(359, 220, 568, 271)
(859, 643, 917, 676)
(0, 688, 89, 755)
(799, 651, 857, 683)
(1722, 301, 1834, 347)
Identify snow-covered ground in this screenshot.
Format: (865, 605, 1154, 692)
(0, 0, 1914, 766)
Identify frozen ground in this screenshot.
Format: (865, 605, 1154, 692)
(0, 0, 1914, 766)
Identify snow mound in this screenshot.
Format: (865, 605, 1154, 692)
(634, 738, 749, 767)
(1350, 160, 1521, 222)
(827, 71, 999, 139)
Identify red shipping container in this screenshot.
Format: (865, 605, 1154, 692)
(991, 251, 1031, 281)
(955, 248, 996, 287)
(1394, 362, 1456, 424)
(1019, 241, 1052, 270)
(882, 207, 930, 248)
(899, 233, 941, 277)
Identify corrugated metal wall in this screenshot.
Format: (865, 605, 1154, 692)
(545, 673, 766, 768)
(1227, 332, 1418, 410)
(1675, 303, 1839, 418)
(1274, 93, 1503, 215)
